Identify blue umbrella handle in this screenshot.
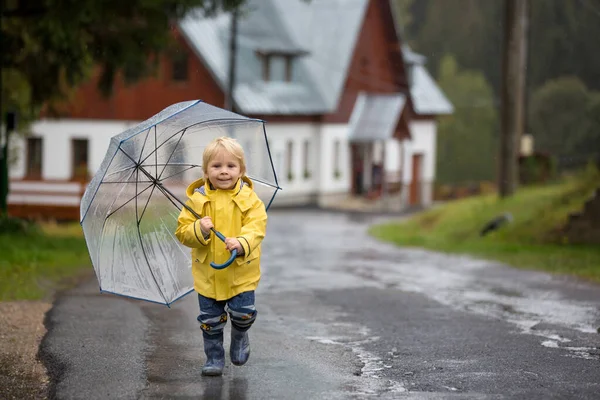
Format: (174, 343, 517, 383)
(209, 228, 238, 270)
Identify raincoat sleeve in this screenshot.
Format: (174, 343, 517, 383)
(175, 200, 212, 248)
(236, 196, 267, 260)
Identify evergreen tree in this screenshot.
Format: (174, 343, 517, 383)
(436, 55, 498, 184)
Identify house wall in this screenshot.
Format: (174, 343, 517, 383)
(261, 122, 320, 206)
(8, 119, 352, 211)
(316, 124, 351, 206)
(54, 32, 224, 121)
(10, 119, 134, 181)
(252, 122, 350, 207)
(8, 119, 135, 220)
(401, 119, 437, 206)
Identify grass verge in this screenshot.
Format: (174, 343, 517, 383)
(370, 167, 600, 283)
(0, 221, 91, 301)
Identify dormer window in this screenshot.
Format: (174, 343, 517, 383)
(256, 48, 308, 83)
(258, 53, 293, 82)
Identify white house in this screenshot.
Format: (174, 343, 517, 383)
(8, 0, 452, 220)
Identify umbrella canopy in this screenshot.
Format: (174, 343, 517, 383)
(80, 100, 280, 306)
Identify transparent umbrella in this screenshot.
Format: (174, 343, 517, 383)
(80, 100, 280, 306)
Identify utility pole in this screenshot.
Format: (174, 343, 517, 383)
(224, 6, 239, 112)
(499, 0, 528, 198)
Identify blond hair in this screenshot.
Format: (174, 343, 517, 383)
(202, 136, 246, 174)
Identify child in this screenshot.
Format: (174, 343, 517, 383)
(175, 136, 267, 376)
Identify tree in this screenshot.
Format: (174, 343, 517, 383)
(529, 77, 600, 170)
(390, 0, 414, 38)
(1, 0, 246, 216)
(583, 93, 600, 163)
(529, 77, 589, 167)
(435, 55, 498, 185)
(404, 0, 600, 100)
(1, 0, 245, 125)
(402, 0, 504, 97)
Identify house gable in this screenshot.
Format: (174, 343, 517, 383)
(57, 30, 224, 121)
(324, 0, 409, 124)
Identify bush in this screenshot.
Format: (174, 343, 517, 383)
(0, 215, 39, 235)
(519, 152, 555, 184)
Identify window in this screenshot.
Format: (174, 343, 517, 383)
(72, 139, 89, 180)
(303, 140, 311, 179)
(171, 52, 188, 82)
(270, 56, 286, 81)
(333, 140, 341, 179)
(286, 141, 294, 181)
(259, 53, 294, 82)
(26, 137, 42, 179)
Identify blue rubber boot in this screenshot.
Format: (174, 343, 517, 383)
(230, 326, 250, 366)
(201, 334, 225, 376)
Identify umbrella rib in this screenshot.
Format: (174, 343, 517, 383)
(266, 187, 280, 211)
(103, 163, 200, 181)
(96, 159, 140, 270)
(136, 183, 158, 224)
(135, 209, 169, 305)
(101, 180, 153, 184)
(154, 125, 158, 179)
(104, 165, 137, 179)
(157, 128, 187, 181)
(159, 165, 200, 182)
(105, 184, 154, 219)
(138, 126, 186, 167)
(138, 127, 152, 165)
(133, 164, 169, 305)
(155, 183, 189, 215)
(246, 175, 281, 190)
(136, 118, 259, 167)
(262, 123, 280, 187)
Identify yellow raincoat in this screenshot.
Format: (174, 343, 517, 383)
(175, 176, 267, 300)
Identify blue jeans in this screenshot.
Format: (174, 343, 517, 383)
(197, 291, 257, 338)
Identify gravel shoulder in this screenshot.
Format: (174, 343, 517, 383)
(0, 301, 51, 399)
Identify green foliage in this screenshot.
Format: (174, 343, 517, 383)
(370, 170, 600, 282)
(1, 0, 246, 126)
(0, 215, 39, 235)
(528, 0, 600, 92)
(401, 0, 600, 99)
(529, 77, 600, 169)
(0, 222, 90, 301)
(401, 0, 503, 95)
(435, 55, 498, 184)
(519, 154, 556, 185)
(390, 0, 414, 37)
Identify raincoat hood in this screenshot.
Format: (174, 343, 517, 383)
(185, 176, 254, 199)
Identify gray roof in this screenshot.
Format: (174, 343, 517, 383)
(347, 93, 406, 142)
(179, 0, 368, 115)
(402, 45, 454, 115)
(179, 1, 452, 116)
(410, 64, 454, 115)
(402, 45, 427, 65)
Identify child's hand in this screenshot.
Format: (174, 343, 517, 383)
(225, 237, 244, 255)
(199, 216, 214, 236)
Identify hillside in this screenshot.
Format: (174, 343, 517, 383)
(370, 166, 600, 282)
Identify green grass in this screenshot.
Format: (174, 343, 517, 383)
(370, 167, 600, 282)
(0, 221, 92, 301)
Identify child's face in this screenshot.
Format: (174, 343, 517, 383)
(204, 149, 243, 190)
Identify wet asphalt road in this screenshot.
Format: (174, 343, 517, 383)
(41, 209, 600, 399)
